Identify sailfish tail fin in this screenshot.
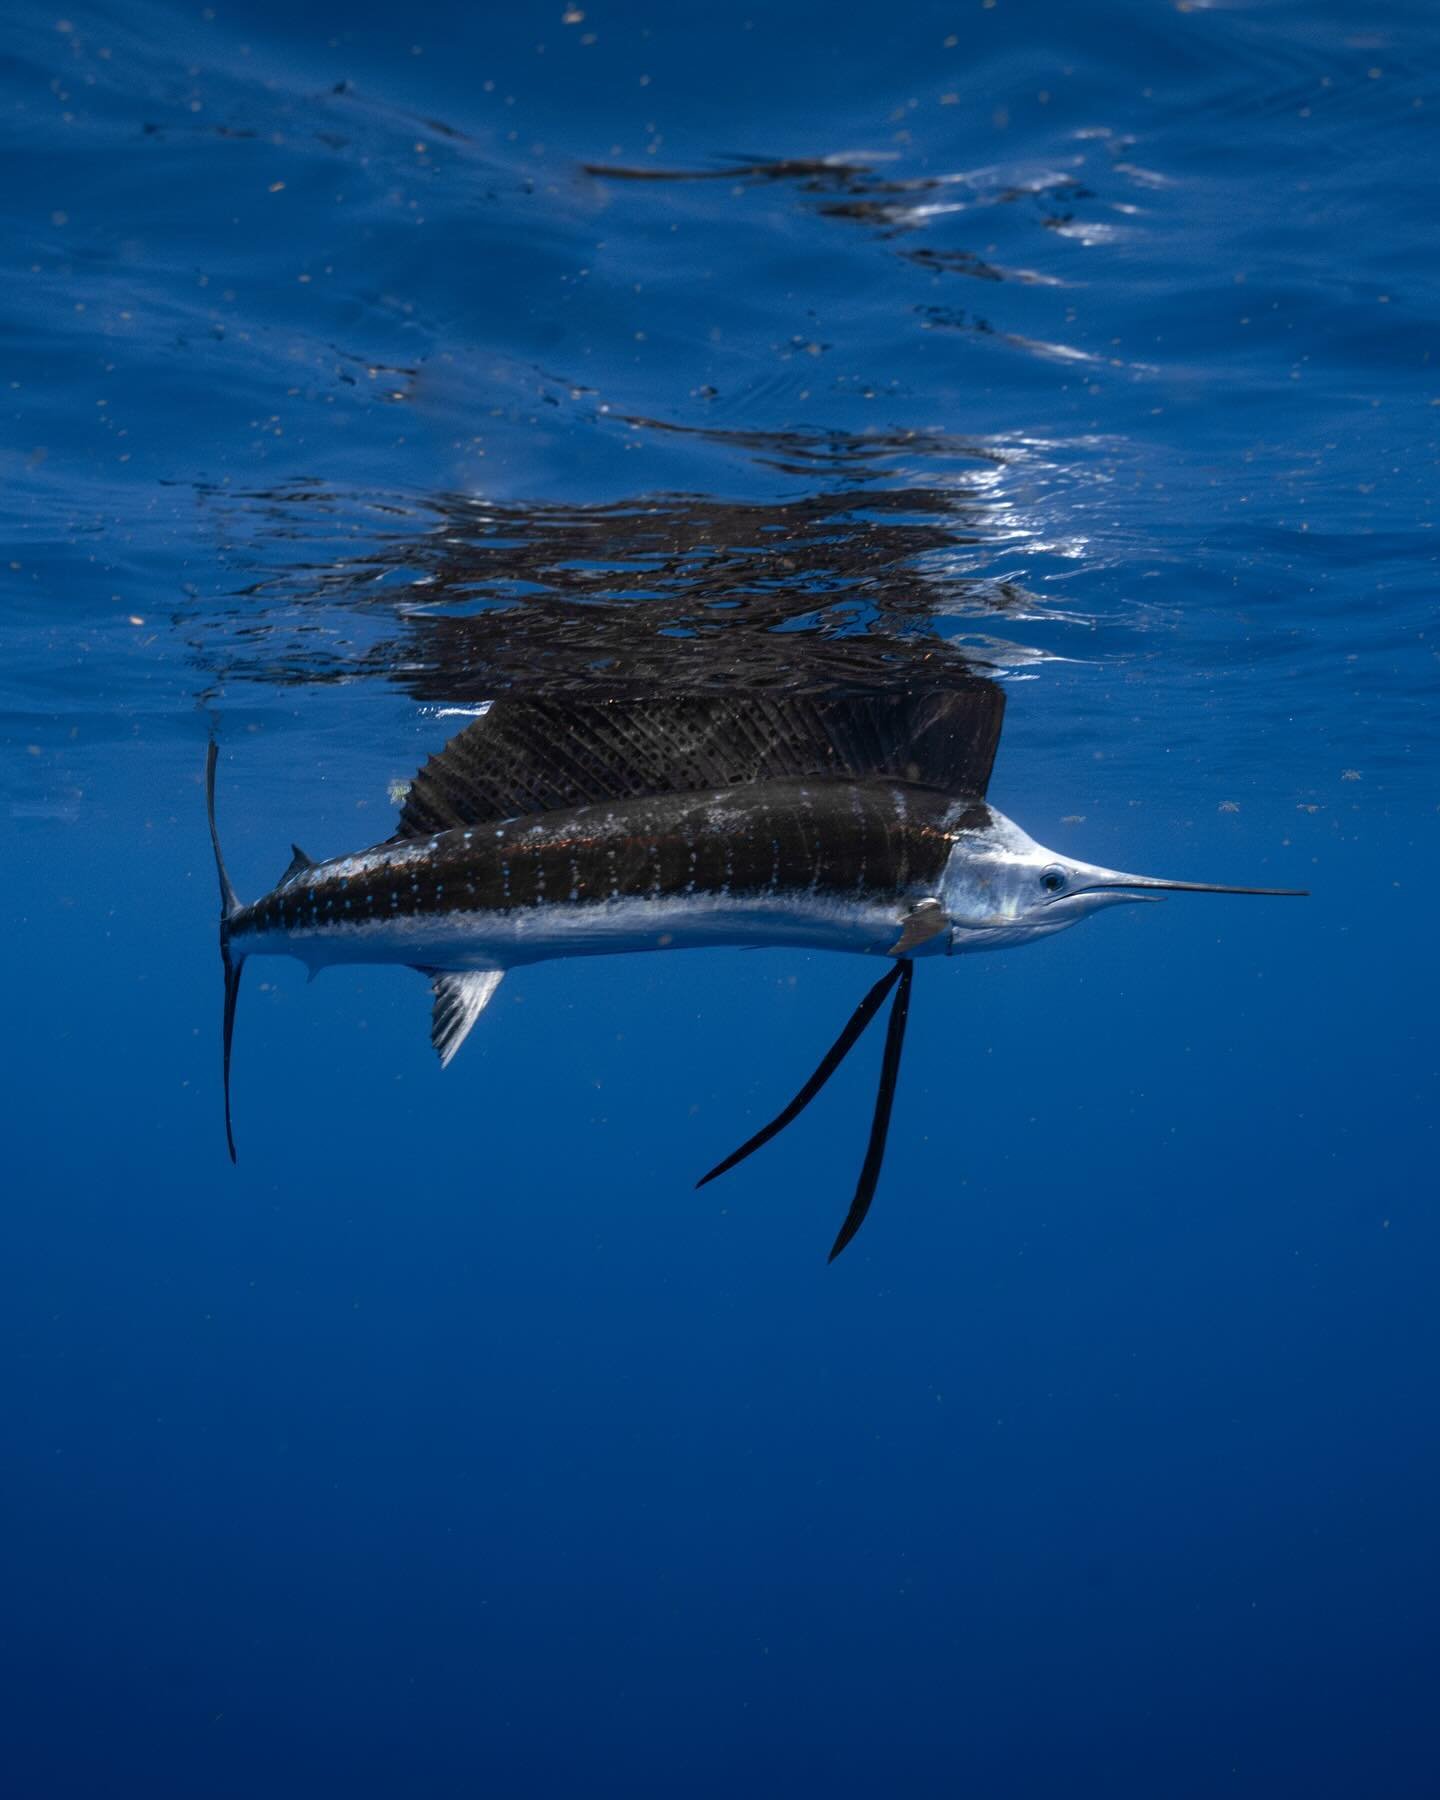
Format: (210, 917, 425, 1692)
(219, 941, 243, 1163)
(206, 741, 244, 1163)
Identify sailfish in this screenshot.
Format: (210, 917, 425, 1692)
(206, 687, 1304, 1258)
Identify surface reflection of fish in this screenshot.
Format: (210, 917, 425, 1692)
(207, 690, 1304, 1258)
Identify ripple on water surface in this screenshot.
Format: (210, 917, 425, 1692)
(0, 0, 1434, 810)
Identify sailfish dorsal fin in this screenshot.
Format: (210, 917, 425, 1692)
(279, 844, 315, 884)
(392, 688, 1005, 838)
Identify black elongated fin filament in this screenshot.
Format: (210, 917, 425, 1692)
(827, 959, 913, 1263)
(695, 963, 904, 1190)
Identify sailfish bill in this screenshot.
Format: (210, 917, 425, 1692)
(205, 685, 1304, 1259)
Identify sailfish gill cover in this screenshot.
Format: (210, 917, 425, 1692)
(0, 2, 1435, 1797)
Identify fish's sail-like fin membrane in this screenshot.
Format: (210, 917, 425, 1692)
(422, 969, 504, 1068)
(393, 688, 1005, 837)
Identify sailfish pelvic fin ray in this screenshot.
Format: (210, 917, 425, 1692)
(696, 963, 903, 1190)
(827, 960, 913, 1262)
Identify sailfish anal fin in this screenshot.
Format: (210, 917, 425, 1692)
(420, 969, 504, 1068)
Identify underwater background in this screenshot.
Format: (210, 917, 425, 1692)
(2, 0, 1437, 1793)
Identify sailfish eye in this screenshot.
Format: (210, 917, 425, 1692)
(1040, 866, 1067, 894)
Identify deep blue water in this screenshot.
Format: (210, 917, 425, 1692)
(3, 1, 1438, 1793)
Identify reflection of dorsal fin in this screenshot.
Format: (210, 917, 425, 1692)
(393, 688, 1004, 838)
(279, 844, 315, 884)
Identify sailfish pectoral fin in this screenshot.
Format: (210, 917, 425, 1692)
(695, 963, 903, 1189)
(421, 969, 504, 1068)
(888, 898, 949, 956)
(827, 959, 913, 1262)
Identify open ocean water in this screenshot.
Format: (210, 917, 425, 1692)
(2, 1, 1437, 1793)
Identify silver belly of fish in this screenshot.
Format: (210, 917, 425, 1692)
(234, 887, 909, 972)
